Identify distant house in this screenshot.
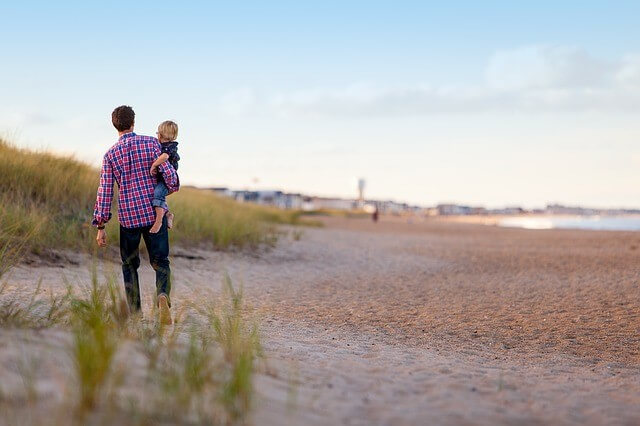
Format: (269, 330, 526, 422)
(546, 204, 595, 215)
(283, 193, 304, 209)
(305, 197, 357, 211)
(208, 186, 416, 213)
(232, 190, 259, 203)
(471, 207, 488, 215)
(491, 206, 525, 215)
(436, 204, 472, 215)
(209, 187, 234, 197)
(378, 200, 409, 215)
(228, 190, 303, 209)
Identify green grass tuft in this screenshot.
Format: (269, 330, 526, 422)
(69, 275, 124, 412)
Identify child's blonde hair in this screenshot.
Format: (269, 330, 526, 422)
(157, 120, 178, 141)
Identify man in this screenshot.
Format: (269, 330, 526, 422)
(92, 105, 179, 324)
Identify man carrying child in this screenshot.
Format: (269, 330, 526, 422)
(92, 105, 179, 325)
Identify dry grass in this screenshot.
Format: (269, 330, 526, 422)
(203, 275, 261, 421)
(0, 270, 261, 425)
(0, 138, 313, 259)
(0, 281, 71, 328)
(0, 138, 273, 423)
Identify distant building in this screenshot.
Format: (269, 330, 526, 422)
(491, 206, 525, 215)
(546, 204, 596, 215)
(305, 197, 357, 211)
(436, 204, 473, 215)
(225, 190, 302, 209)
(378, 200, 410, 215)
(209, 187, 234, 197)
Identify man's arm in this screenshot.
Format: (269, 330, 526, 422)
(92, 154, 114, 227)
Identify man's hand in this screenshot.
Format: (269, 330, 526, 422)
(96, 229, 107, 247)
(150, 166, 158, 176)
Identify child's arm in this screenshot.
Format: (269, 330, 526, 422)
(152, 153, 170, 168)
(150, 153, 170, 175)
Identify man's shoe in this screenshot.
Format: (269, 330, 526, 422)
(157, 294, 172, 325)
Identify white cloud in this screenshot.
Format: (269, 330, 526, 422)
(217, 45, 640, 117)
(616, 54, 640, 88)
(269, 84, 509, 116)
(485, 45, 611, 90)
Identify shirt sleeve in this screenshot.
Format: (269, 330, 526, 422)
(92, 155, 114, 226)
(154, 141, 180, 193)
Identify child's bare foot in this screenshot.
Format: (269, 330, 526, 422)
(166, 212, 174, 229)
(149, 221, 162, 234)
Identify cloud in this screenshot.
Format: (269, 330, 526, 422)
(485, 45, 611, 90)
(269, 84, 510, 116)
(0, 110, 54, 127)
(218, 45, 640, 117)
(616, 54, 640, 88)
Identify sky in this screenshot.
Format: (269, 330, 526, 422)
(1, 1, 640, 208)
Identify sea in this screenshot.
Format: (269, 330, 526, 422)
(498, 215, 640, 231)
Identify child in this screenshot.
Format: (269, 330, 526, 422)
(150, 120, 180, 233)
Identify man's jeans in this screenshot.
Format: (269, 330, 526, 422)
(119, 216, 171, 311)
(152, 181, 169, 211)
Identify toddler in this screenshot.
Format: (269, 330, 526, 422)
(150, 120, 180, 233)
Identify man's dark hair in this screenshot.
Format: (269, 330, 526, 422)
(112, 105, 135, 131)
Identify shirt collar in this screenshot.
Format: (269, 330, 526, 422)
(118, 132, 136, 142)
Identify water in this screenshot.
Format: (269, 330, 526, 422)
(498, 215, 640, 231)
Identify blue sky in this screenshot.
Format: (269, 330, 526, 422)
(2, 1, 640, 208)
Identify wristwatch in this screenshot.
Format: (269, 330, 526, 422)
(97, 225, 105, 230)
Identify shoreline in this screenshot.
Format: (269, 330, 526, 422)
(429, 212, 640, 231)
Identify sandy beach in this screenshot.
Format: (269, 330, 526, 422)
(2, 216, 640, 425)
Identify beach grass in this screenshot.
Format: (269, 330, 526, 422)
(0, 272, 260, 424)
(0, 138, 310, 257)
(0, 281, 71, 328)
(203, 275, 261, 420)
(70, 278, 121, 412)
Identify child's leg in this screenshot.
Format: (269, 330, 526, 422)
(150, 182, 169, 234)
(150, 207, 166, 234)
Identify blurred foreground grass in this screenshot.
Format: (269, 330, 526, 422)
(0, 138, 315, 256)
(0, 271, 261, 424)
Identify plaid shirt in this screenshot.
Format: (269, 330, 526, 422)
(92, 132, 179, 228)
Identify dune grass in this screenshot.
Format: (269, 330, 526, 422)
(0, 272, 261, 424)
(0, 138, 311, 258)
(0, 139, 273, 422)
(0, 281, 71, 328)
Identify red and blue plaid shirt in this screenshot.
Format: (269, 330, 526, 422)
(92, 132, 179, 229)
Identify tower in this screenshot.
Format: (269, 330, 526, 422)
(357, 178, 366, 208)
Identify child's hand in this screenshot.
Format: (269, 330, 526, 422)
(150, 166, 158, 177)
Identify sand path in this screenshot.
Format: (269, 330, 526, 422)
(3, 216, 640, 425)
